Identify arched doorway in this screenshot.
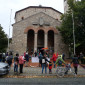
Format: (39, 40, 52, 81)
(27, 29, 34, 54)
(37, 30, 44, 54)
(48, 30, 54, 54)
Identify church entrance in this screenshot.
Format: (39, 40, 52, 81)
(27, 29, 34, 54)
(37, 47, 44, 55)
(48, 30, 54, 55)
(37, 30, 44, 55)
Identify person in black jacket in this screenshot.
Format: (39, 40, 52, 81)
(42, 54, 49, 74)
(38, 52, 43, 67)
(25, 52, 29, 67)
(71, 54, 79, 75)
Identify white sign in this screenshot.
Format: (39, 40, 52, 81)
(32, 57, 39, 63)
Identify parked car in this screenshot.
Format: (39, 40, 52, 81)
(0, 62, 9, 75)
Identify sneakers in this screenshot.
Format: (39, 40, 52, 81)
(74, 73, 77, 77)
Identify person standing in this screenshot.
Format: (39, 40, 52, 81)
(14, 53, 19, 73)
(6, 52, 8, 57)
(51, 53, 57, 68)
(46, 52, 49, 58)
(62, 53, 65, 60)
(42, 54, 49, 74)
(49, 61, 52, 74)
(6, 53, 12, 66)
(25, 52, 29, 67)
(34, 51, 37, 57)
(71, 54, 79, 75)
(19, 55, 26, 73)
(38, 52, 43, 67)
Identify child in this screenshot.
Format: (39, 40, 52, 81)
(49, 61, 52, 74)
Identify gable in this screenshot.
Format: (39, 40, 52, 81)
(14, 12, 61, 28)
(15, 6, 62, 22)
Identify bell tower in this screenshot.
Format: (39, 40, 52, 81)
(64, 0, 68, 13)
(64, 0, 79, 13)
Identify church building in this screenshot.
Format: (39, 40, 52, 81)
(12, 6, 69, 57)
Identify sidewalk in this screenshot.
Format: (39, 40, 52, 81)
(7, 64, 85, 78)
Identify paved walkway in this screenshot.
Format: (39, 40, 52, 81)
(7, 64, 85, 77)
(4, 59, 85, 77)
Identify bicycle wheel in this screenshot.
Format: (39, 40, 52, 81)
(64, 68, 75, 77)
(67, 68, 75, 75)
(56, 67, 65, 77)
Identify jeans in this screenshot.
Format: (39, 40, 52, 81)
(53, 61, 56, 68)
(14, 63, 18, 72)
(42, 64, 47, 73)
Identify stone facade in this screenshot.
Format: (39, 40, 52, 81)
(12, 6, 69, 57)
(15, 6, 62, 22)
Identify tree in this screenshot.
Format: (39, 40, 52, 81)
(0, 25, 8, 52)
(60, 0, 85, 54)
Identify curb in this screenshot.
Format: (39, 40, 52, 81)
(1, 74, 85, 78)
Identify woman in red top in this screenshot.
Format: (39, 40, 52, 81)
(19, 55, 26, 73)
(51, 53, 58, 68)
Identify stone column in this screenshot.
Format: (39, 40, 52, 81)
(54, 33, 57, 53)
(34, 33, 37, 52)
(22, 34, 27, 54)
(24, 34, 27, 52)
(44, 33, 48, 48)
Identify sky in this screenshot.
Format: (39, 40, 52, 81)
(0, 0, 64, 38)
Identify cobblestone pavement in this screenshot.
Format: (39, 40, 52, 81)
(5, 64, 85, 78)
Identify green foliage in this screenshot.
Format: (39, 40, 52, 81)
(60, 13, 73, 45)
(0, 25, 8, 52)
(60, 0, 85, 54)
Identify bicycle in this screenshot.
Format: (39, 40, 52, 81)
(56, 65, 66, 77)
(56, 64, 74, 77)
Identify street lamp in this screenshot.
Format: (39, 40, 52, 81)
(72, 11, 75, 54)
(8, 9, 12, 52)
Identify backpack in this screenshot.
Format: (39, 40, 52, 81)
(58, 60, 62, 65)
(74, 59, 79, 64)
(42, 59, 45, 63)
(6, 56, 12, 63)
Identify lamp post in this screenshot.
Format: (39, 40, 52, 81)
(72, 11, 75, 54)
(8, 9, 12, 52)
